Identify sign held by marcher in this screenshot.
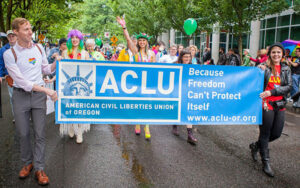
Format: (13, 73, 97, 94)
(56, 60, 263, 125)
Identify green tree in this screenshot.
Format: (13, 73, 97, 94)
(69, 0, 126, 45)
(0, 0, 82, 40)
(160, 0, 199, 44)
(110, 0, 171, 44)
(0, 0, 19, 32)
(196, 0, 290, 57)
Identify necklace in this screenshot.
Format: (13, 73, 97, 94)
(68, 49, 81, 60)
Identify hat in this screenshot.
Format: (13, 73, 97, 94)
(134, 32, 152, 41)
(6, 30, 15, 35)
(268, 42, 285, 56)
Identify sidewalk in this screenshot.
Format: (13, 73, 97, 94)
(286, 101, 300, 114)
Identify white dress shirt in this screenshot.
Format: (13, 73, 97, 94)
(4, 42, 53, 92)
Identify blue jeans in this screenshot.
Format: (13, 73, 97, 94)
(291, 74, 300, 97)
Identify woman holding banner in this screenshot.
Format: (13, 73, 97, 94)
(249, 42, 292, 177)
(172, 49, 197, 145)
(60, 29, 91, 144)
(117, 16, 156, 140)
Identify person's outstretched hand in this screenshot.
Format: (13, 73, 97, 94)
(116, 16, 126, 28)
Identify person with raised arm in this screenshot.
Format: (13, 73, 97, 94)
(117, 16, 155, 140)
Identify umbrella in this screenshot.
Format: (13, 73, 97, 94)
(281, 39, 300, 56)
(0, 32, 7, 38)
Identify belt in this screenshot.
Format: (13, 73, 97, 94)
(13, 87, 27, 92)
(13, 87, 41, 93)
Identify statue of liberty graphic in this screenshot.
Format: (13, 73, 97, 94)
(61, 65, 93, 96)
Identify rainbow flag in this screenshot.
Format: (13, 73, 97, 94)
(281, 40, 300, 56)
(29, 58, 36, 65)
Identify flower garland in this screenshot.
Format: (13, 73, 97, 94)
(68, 50, 82, 60)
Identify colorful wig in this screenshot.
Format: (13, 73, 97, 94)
(67, 29, 84, 52)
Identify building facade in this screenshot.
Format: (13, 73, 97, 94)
(159, 2, 300, 62)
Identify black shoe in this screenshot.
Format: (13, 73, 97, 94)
(187, 128, 197, 145)
(249, 142, 259, 162)
(172, 125, 179, 136)
(260, 149, 274, 177)
(262, 160, 274, 177)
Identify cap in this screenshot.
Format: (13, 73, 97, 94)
(6, 30, 15, 35)
(268, 42, 285, 56)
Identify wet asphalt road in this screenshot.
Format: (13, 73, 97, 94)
(0, 82, 299, 188)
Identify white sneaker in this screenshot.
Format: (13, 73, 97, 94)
(76, 134, 83, 144)
(68, 127, 75, 138)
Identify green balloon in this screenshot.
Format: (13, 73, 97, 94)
(95, 38, 102, 46)
(183, 18, 197, 35)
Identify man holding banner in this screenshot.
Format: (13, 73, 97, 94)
(3, 18, 57, 185)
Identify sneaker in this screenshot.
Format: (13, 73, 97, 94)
(144, 125, 151, 140)
(135, 125, 141, 135)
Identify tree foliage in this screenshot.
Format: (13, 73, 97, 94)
(1, 0, 295, 47)
(195, 0, 290, 56)
(109, 0, 171, 44)
(0, 0, 82, 41)
(70, 0, 126, 44)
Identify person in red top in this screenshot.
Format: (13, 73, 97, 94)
(250, 49, 268, 66)
(249, 43, 292, 177)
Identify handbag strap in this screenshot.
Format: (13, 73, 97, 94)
(11, 47, 17, 63)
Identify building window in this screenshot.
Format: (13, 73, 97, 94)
(290, 26, 300, 40)
(259, 31, 265, 49)
(276, 28, 289, 42)
(292, 14, 300, 25)
(220, 33, 227, 43)
(278, 15, 290, 26)
(195, 36, 201, 49)
(267, 18, 276, 28)
(265, 29, 275, 47)
(259, 12, 300, 49)
(261, 20, 266, 29)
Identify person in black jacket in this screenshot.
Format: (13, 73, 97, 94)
(249, 42, 292, 177)
(202, 47, 211, 63)
(217, 47, 226, 65)
(226, 49, 240, 66)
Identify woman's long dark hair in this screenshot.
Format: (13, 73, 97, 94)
(177, 49, 191, 64)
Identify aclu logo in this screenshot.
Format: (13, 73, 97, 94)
(95, 66, 181, 98)
(61, 65, 93, 96)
